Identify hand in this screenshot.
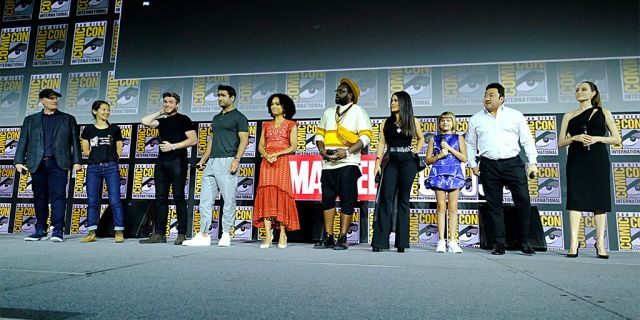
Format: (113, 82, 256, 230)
(374, 163, 381, 177)
(229, 159, 239, 174)
(334, 149, 347, 160)
(573, 134, 593, 146)
(441, 148, 449, 156)
(73, 164, 82, 172)
(195, 161, 207, 170)
(441, 141, 451, 151)
(267, 155, 278, 164)
(471, 167, 480, 176)
(410, 145, 418, 154)
(527, 164, 538, 178)
(15, 164, 28, 175)
(159, 141, 174, 152)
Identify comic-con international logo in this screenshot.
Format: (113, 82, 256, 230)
(76, 0, 108, 16)
(71, 21, 107, 65)
(192, 205, 220, 238)
(236, 164, 255, 201)
(410, 167, 434, 203)
(616, 212, 640, 252)
(286, 72, 325, 110)
(70, 204, 89, 235)
(0, 76, 23, 118)
(539, 211, 564, 250)
(114, 0, 122, 13)
(621, 58, 640, 102)
(196, 123, 211, 158)
(417, 118, 437, 155)
(33, 24, 67, 67)
(243, 122, 257, 158)
(332, 208, 359, 244)
(65, 72, 100, 114)
(337, 70, 378, 108)
(118, 124, 132, 159)
(233, 206, 254, 240)
(410, 208, 438, 246)
(0, 27, 31, 69)
(0, 165, 16, 198)
(39, 0, 71, 19)
(191, 76, 230, 113)
(527, 116, 558, 156)
(3, 0, 34, 21)
(368, 119, 384, 154)
(557, 60, 609, 102)
(237, 75, 279, 111)
(73, 165, 88, 199)
(135, 124, 159, 158)
(295, 120, 320, 154)
(0, 127, 20, 160)
(389, 68, 432, 107)
(499, 62, 548, 104)
(442, 66, 487, 106)
(459, 166, 479, 202)
(613, 162, 640, 205)
(110, 20, 119, 63)
(13, 203, 36, 234)
(611, 114, 640, 155)
(101, 164, 128, 199)
(579, 211, 609, 250)
(132, 164, 155, 199)
(146, 79, 185, 112)
(457, 209, 479, 247)
(106, 71, 141, 115)
(0, 203, 10, 234)
(27, 73, 62, 114)
(17, 171, 33, 198)
(165, 205, 178, 239)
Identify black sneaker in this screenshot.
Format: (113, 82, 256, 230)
(174, 234, 186, 245)
(24, 229, 46, 241)
(333, 234, 348, 250)
(313, 233, 335, 249)
(139, 234, 167, 244)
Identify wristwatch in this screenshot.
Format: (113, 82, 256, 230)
(171, 144, 176, 151)
(345, 149, 351, 158)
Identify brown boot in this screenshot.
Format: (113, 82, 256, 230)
(174, 234, 186, 245)
(80, 230, 96, 243)
(115, 231, 124, 243)
(139, 234, 166, 244)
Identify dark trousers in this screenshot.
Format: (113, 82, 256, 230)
(479, 156, 531, 246)
(372, 153, 418, 249)
(154, 157, 188, 235)
(86, 162, 124, 230)
(31, 158, 68, 233)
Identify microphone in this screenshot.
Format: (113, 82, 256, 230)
(529, 171, 536, 179)
(581, 124, 590, 151)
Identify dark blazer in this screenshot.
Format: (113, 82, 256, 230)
(13, 110, 82, 172)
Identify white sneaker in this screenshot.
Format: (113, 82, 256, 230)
(448, 241, 463, 254)
(436, 239, 447, 253)
(218, 232, 231, 247)
(182, 233, 211, 246)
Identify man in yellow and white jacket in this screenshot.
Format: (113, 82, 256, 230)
(314, 78, 372, 250)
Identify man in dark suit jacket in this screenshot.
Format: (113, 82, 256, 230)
(14, 89, 82, 242)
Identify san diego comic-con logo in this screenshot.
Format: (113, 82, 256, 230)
(192, 205, 220, 238)
(106, 71, 141, 115)
(0, 127, 20, 160)
(132, 164, 155, 199)
(337, 70, 379, 108)
(558, 60, 609, 102)
(0, 165, 16, 198)
(233, 206, 254, 240)
(27, 73, 62, 114)
(416, 117, 437, 155)
(500, 62, 548, 104)
(39, 0, 71, 19)
(442, 66, 487, 106)
(110, 20, 119, 63)
(33, 24, 67, 67)
(17, 171, 33, 198)
(578, 212, 609, 250)
(71, 21, 107, 65)
(72, 164, 88, 199)
(0, 203, 11, 234)
(243, 122, 257, 158)
(539, 211, 564, 250)
(3, 0, 34, 22)
(0, 76, 23, 117)
(191, 76, 229, 113)
(457, 210, 480, 247)
(621, 58, 640, 102)
(368, 119, 384, 154)
(389, 67, 432, 107)
(237, 75, 279, 112)
(236, 164, 255, 201)
(286, 72, 325, 110)
(611, 114, 640, 155)
(13, 203, 36, 234)
(165, 205, 178, 239)
(612, 162, 640, 205)
(0, 27, 31, 69)
(76, 0, 108, 16)
(332, 208, 360, 244)
(65, 72, 101, 114)
(529, 163, 561, 204)
(527, 116, 558, 156)
(295, 120, 320, 154)
(616, 212, 640, 252)
(118, 124, 133, 159)
(101, 164, 128, 199)
(146, 79, 185, 112)
(70, 204, 90, 235)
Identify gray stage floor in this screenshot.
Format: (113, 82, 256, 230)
(1, 234, 638, 320)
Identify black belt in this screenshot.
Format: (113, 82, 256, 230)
(388, 146, 411, 152)
(480, 155, 519, 162)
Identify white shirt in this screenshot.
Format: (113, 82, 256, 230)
(466, 105, 537, 167)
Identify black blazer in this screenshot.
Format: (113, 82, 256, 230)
(13, 110, 82, 172)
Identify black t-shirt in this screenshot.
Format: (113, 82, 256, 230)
(81, 124, 123, 164)
(157, 113, 196, 160)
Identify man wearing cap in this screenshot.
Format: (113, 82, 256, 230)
(14, 89, 82, 242)
(314, 78, 373, 250)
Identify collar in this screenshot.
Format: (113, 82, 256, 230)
(41, 109, 59, 116)
(483, 104, 505, 116)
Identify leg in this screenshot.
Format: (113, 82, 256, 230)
(435, 190, 447, 241)
(278, 226, 287, 248)
(394, 158, 418, 249)
(85, 164, 102, 232)
(568, 210, 581, 254)
(198, 159, 219, 235)
(335, 166, 362, 250)
(594, 210, 608, 256)
(168, 158, 188, 236)
(504, 158, 532, 248)
(479, 159, 505, 246)
(47, 160, 69, 233)
(103, 163, 125, 231)
(30, 161, 50, 233)
(216, 158, 237, 234)
(372, 162, 400, 249)
(261, 218, 273, 248)
(447, 189, 460, 242)
(153, 160, 170, 236)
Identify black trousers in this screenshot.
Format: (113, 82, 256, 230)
(479, 156, 531, 246)
(154, 157, 188, 235)
(372, 153, 418, 249)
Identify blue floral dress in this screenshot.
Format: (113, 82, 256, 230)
(425, 134, 465, 191)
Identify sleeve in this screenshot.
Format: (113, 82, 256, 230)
(314, 110, 327, 143)
(113, 125, 123, 142)
(13, 116, 31, 165)
(182, 115, 196, 133)
(465, 117, 478, 167)
(237, 114, 249, 132)
(518, 113, 538, 164)
(357, 108, 372, 148)
(80, 125, 90, 140)
(70, 116, 82, 164)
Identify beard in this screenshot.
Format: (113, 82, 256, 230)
(335, 96, 350, 106)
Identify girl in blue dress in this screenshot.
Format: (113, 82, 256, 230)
(425, 112, 467, 253)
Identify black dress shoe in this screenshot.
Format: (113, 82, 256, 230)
(521, 244, 536, 255)
(372, 247, 382, 252)
(313, 233, 335, 249)
(566, 242, 581, 258)
(333, 234, 348, 250)
(491, 244, 505, 255)
(595, 243, 609, 259)
(397, 248, 405, 253)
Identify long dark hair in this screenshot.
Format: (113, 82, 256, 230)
(91, 100, 110, 124)
(579, 81, 602, 108)
(385, 91, 416, 137)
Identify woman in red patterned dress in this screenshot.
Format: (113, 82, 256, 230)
(253, 93, 299, 248)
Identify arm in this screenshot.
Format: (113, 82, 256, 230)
(315, 111, 332, 160)
(80, 139, 90, 157)
(425, 137, 439, 165)
(70, 117, 82, 171)
(465, 119, 478, 167)
(140, 110, 164, 128)
(116, 141, 123, 157)
(336, 108, 372, 159)
(557, 112, 573, 148)
(196, 135, 213, 167)
(14, 117, 30, 171)
(451, 135, 468, 163)
(374, 119, 387, 176)
(272, 125, 298, 157)
(257, 126, 268, 158)
(413, 118, 425, 153)
(518, 114, 538, 164)
(594, 108, 622, 145)
(228, 131, 249, 173)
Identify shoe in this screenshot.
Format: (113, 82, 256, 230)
(260, 230, 273, 249)
(139, 234, 166, 244)
(114, 231, 124, 243)
(436, 239, 447, 253)
(50, 230, 64, 242)
(80, 230, 97, 243)
(521, 243, 536, 255)
(313, 233, 335, 249)
(333, 234, 348, 250)
(397, 248, 405, 253)
(24, 229, 46, 241)
(448, 241, 463, 254)
(277, 233, 287, 249)
(174, 234, 186, 245)
(566, 242, 581, 258)
(595, 241, 609, 259)
(491, 244, 505, 255)
(182, 233, 211, 246)
(372, 247, 382, 252)
(218, 232, 231, 247)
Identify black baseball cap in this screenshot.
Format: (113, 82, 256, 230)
(39, 89, 62, 99)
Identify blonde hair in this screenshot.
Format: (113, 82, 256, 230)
(437, 111, 457, 133)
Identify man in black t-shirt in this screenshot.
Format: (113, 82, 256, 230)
(139, 92, 197, 245)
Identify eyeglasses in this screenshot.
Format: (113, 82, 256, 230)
(334, 89, 349, 94)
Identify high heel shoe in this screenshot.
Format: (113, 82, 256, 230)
(277, 234, 287, 249)
(260, 230, 273, 249)
(595, 241, 609, 259)
(566, 242, 581, 258)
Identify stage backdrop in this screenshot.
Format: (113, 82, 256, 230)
(0, 0, 638, 250)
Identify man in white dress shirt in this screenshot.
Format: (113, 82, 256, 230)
(466, 83, 538, 255)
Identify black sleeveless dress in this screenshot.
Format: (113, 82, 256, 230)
(566, 107, 611, 211)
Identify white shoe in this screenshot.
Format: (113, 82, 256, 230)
(436, 239, 447, 253)
(182, 233, 211, 246)
(448, 241, 463, 254)
(218, 232, 231, 247)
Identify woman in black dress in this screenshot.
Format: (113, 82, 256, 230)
(558, 81, 621, 258)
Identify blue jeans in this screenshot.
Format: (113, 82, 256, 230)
(86, 162, 124, 231)
(31, 158, 68, 233)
